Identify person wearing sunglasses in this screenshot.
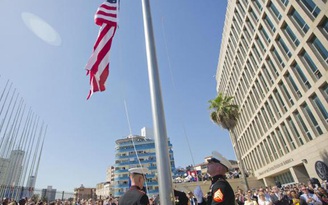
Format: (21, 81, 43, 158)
(206, 151, 235, 205)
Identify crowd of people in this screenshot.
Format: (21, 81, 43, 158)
(1, 150, 327, 205)
(235, 180, 328, 205)
(2, 179, 328, 205)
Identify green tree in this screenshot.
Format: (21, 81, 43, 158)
(208, 93, 249, 191)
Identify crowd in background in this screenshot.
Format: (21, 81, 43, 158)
(235, 179, 328, 205)
(1, 178, 328, 205)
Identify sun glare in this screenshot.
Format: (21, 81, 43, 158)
(21, 12, 62, 46)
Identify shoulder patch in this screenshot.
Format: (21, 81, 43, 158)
(213, 188, 224, 202)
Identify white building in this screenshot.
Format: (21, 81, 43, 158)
(216, 0, 328, 186)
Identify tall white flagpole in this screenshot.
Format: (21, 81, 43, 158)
(141, 0, 174, 204)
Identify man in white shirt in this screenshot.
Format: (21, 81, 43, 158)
(300, 186, 322, 205)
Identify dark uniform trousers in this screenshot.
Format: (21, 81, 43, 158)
(119, 185, 150, 205)
(207, 175, 235, 205)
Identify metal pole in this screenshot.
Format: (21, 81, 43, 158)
(140, 0, 174, 204)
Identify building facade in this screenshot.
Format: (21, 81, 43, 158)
(216, 0, 328, 186)
(106, 166, 115, 183)
(41, 186, 57, 202)
(74, 184, 96, 201)
(113, 127, 175, 197)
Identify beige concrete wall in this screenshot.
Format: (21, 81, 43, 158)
(173, 177, 265, 194)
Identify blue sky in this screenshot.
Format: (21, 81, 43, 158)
(0, 0, 232, 191)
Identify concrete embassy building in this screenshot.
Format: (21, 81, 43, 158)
(216, 0, 328, 186)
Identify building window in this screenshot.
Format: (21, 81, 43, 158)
(250, 9, 259, 22)
(244, 27, 252, 42)
(260, 142, 269, 164)
(299, 0, 321, 18)
(286, 73, 302, 98)
(322, 18, 328, 36)
(282, 123, 296, 150)
(274, 89, 287, 112)
(256, 37, 266, 53)
(235, 10, 243, 24)
(253, 86, 261, 103)
(262, 107, 271, 128)
(247, 19, 256, 33)
(277, 37, 292, 58)
(239, 43, 247, 56)
(259, 74, 269, 92)
(302, 103, 323, 135)
(271, 132, 284, 156)
(280, 0, 289, 7)
(264, 15, 276, 33)
(242, 0, 249, 7)
(250, 54, 259, 69)
(253, 0, 263, 11)
(279, 82, 294, 106)
(265, 102, 276, 123)
(321, 84, 328, 103)
(237, 2, 246, 16)
(263, 67, 274, 85)
(283, 24, 300, 47)
(253, 46, 262, 62)
(268, 1, 282, 20)
(255, 80, 265, 98)
(247, 60, 256, 76)
(287, 117, 304, 145)
(311, 36, 328, 64)
(290, 9, 309, 34)
(292, 63, 311, 89)
(255, 117, 264, 135)
(311, 95, 328, 123)
(272, 48, 285, 68)
(270, 96, 282, 117)
(268, 136, 278, 159)
(259, 25, 271, 43)
(267, 57, 279, 77)
(233, 19, 241, 33)
(264, 139, 274, 161)
(301, 51, 322, 79)
(241, 36, 249, 50)
(276, 128, 290, 153)
(294, 110, 313, 141)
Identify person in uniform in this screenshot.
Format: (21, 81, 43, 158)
(119, 167, 150, 205)
(206, 151, 235, 205)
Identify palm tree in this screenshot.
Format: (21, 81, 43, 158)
(208, 93, 249, 191)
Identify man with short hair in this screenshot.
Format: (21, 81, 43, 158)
(206, 151, 235, 205)
(119, 167, 150, 205)
(300, 186, 322, 205)
(188, 191, 197, 205)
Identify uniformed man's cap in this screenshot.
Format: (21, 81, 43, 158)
(207, 151, 232, 170)
(128, 167, 149, 175)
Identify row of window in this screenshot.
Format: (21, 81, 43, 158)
(239, 89, 327, 172)
(220, 0, 327, 96)
(220, 2, 327, 119)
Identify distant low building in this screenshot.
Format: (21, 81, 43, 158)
(74, 184, 96, 201)
(41, 186, 56, 202)
(95, 182, 113, 199)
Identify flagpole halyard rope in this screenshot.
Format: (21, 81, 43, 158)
(123, 100, 149, 192)
(160, 16, 196, 166)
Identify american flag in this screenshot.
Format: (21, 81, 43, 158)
(85, 0, 118, 99)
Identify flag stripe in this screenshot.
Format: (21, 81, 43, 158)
(85, 25, 115, 72)
(95, 15, 117, 24)
(85, 0, 118, 99)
